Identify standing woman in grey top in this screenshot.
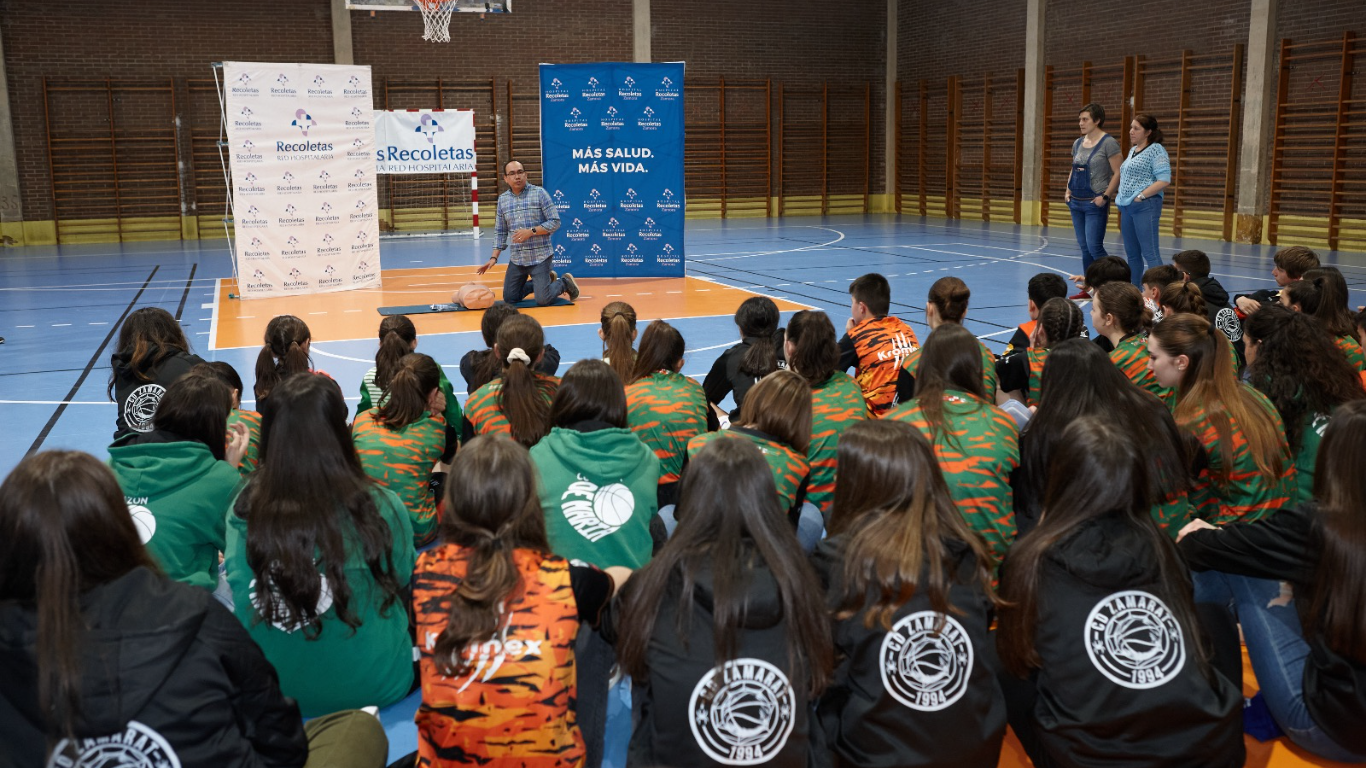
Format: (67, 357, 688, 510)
(1064, 103, 1122, 287)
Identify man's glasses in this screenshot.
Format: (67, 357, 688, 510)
(505, 170, 527, 176)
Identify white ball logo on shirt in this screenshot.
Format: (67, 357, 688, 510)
(880, 611, 973, 711)
(1085, 590, 1186, 689)
(127, 504, 156, 544)
(124, 383, 165, 433)
(689, 658, 796, 765)
(249, 574, 334, 634)
(47, 719, 181, 768)
(1214, 307, 1243, 342)
(561, 474, 634, 542)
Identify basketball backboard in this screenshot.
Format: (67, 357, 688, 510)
(345, 0, 511, 12)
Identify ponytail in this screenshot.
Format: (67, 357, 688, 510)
(376, 353, 441, 430)
(735, 296, 780, 378)
(374, 315, 417, 390)
(630, 320, 685, 384)
(1303, 267, 1356, 337)
(495, 315, 550, 447)
(600, 301, 638, 386)
(1096, 282, 1153, 336)
(785, 310, 839, 387)
(254, 315, 312, 401)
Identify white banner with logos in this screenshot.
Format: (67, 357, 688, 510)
(224, 61, 381, 299)
(374, 110, 476, 174)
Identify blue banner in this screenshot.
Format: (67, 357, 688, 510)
(539, 62, 685, 278)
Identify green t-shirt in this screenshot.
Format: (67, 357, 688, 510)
(227, 408, 263, 475)
(352, 409, 445, 547)
(358, 364, 463, 433)
(1180, 385, 1294, 525)
(884, 390, 1019, 566)
(807, 372, 867, 517)
(687, 429, 810, 513)
(224, 485, 415, 717)
(1291, 410, 1331, 505)
(625, 371, 709, 485)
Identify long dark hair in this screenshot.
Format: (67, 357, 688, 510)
(1132, 112, 1165, 145)
(1288, 267, 1357, 337)
(1307, 401, 1366, 662)
(927, 276, 970, 324)
(735, 296, 781, 378)
(998, 417, 1203, 677)
(600, 301, 638, 385)
(152, 371, 233, 461)
(254, 315, 312, 401)
(1019, 338, 1190, 528)
(374, 315, 417, 391)
(0, 451, 159, 741)
(107, 306, 191, 396)
(785, 310, 840, 388)
(629, 320, 685, 384)
(430, 435, 550, 676)
(550, 359, 628, 429)
(615, 436, 832, 696)
(494, 314, 552, 447)
(1034, 297, 1085, 348)
(1245, 305, 1364, 453)
(1152, 313, 1285, 485)
(913, 324, 986, 450)
(235, 373, 401, 638)
(829, 420, 995, 630)
(737, 369, 812, 454)
(375, 353, 441, 430)
(470, 304, 521, 393)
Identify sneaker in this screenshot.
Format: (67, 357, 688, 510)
(549, 270, 558, 282)
(1070, 290, 1091, 300)
(561, 273, 580, 301)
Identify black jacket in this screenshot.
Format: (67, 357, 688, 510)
(811, 535, 1006, 768)
(703, 333, 786, 421)
(608, 553, 822, 768)
(1188, 276, 1246, 363)
(110, 347, 206, 438)
(0, 567, 307, 768)
(1180, 503, 1366, 754)
(1015, 512, 1243, 768)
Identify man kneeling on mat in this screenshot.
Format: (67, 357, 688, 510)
(478, 159, 580, 305)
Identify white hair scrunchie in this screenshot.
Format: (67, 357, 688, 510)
(506, 347, 532, 366)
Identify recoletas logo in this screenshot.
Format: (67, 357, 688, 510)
(415, 114, 445, 143)
(291, 109, 316, 137)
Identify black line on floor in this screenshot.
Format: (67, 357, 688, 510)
(25, 266, 159, 458)
(174, 263, 199, 321)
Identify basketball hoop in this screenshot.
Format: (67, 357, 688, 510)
(416, 0, 457, 42)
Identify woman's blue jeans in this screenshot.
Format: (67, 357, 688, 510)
(1067, 198, 1109, 273)
(1119, 195, 1164, 285)
(1193, 570, 1366, 763)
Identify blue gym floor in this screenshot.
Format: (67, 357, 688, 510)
(3, 213, 1364, 479)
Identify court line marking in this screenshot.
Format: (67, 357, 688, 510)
(690, 227, 848, 262)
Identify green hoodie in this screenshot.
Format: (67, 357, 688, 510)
(107, 439, 242, 590)
(531, 425, 661, 569)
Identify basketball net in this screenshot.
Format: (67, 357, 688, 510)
(417, 0, 457, 43)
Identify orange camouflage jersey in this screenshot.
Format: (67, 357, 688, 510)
(414, 546, 584, 768)
(687, 429, 810, 512)
(227, 408, 262, 475)
(807, 372, 868, 516)
(464, 373, 560, 440)
(1022, 348, 1048, 407)
(1179, 386, 1295, 526)
(847, 315, 920, 416)
(1109, 335, 1174, 405)
(899, 339, 999, 403)
(1335, 334, 1366, 373)
(352, 409, 444, 546)
(885, 390, 1019, 566)
(625, 371, 709, 484)
(1153, 490, 1194, 538)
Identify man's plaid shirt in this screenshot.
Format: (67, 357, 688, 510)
(494, 184, 561, 266)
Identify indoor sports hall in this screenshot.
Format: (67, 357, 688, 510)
(2, 2, 1365, 768)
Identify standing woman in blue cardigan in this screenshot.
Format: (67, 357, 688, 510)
(1116, 113, 1171, 286)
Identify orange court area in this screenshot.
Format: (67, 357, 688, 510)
(211, 265, 812, 349)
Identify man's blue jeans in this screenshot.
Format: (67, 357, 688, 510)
(503, 256, 566, 305)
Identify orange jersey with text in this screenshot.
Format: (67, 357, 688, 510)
(414, 546, 584, 768)
(848, 316, 920, 416)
